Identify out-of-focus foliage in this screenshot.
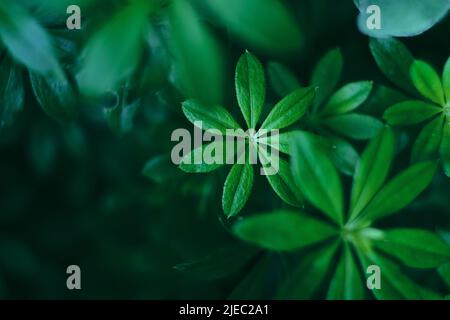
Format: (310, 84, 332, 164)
(355, 0, 450, 37)
(0, 0, 449, 299)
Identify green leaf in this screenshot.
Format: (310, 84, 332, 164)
(327, 244, 365, 300)
(410, 60, 445, 105)
(358, 252, 421, 300)
(350, 127, 395, 220)
(235, 51, 265, 128)
(443, 57, 450, 102)
(222, 163, 254, 217)
(374, 229, 450, 268)
(261, 87, 315, 130)
(311, 48, 343, 111)
(322, 113, 383, 140)
(205, 0, 303, 55)
(267, 62, 301, 98)
(356, 0, 450, 38)
(261, 156, 303, 207)
(277, 243, 339, 299)
(233, 211, 337, 251)
(142, 154, 183, 184)
(326, 137, 360, 176)
(182, 100, 240, 134)
(77, 1, 151, 96)
(441, 120, 450, 177)
(369, 38, 416, 94)
(179, 141, 226, 173)
(360, 161, 437, 223)
(228, 253, 272, 299)
(29, 72, 77, 122)
(411, 115, 444, 163)
(439, 262, 450, 289)
(170, 0, 225, 105)
(322, 81, 373, 116)
(0, 0, 63, 77)
(104, 97, 140, 135)
(174, 243, 259, 281)
(290, 131, 344, 225)
(0, 56, 24, 129)
(384, 100, 442, 126)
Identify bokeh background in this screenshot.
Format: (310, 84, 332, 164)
(0, 0, 449, 299)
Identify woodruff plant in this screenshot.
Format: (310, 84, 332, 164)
(179, 51, 316, 217)
(370, 38, 450, 177)
(233, 128, 450, 299)
(268, 48, 382, 176)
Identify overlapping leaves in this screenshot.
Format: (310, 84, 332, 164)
(232, 128, 449, 299)
(179, 51, 315, 216)
(372, 38, 450, 177)
(269, 48, 381, 176)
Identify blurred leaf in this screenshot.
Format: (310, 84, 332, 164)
(277, 243, 339, 299)
(411, 115, 444, 163)
(323, 113, 383, 140)
(205, 0, 303, 55)
(0, 0, 63, 77)
(267, 62, 301, 98)
(384, 100, 442, 125)
(228, 254, 272, 299)
(261, 87, 315, 130)
(170, 0, 225, 105)
(0, 56, 24, 129)
(321, 81, 373, 116)
(356, 0, 450, 37)
(369, 38, 416, 94)
(104, 98, 140, 135)
(327, 136, 360, 176)
(439, 262, 450, 289)
(29, 72, 77, 122)
(235, 51, 265, 128)
(234, 211, 336, 251)
(410, 60, 445, 105)
(444, 57, 450, 101)
(22, 0, 94, 24)
(441, 121, 450, 177)
(222, 163, 254, 217)
(363, 84, 409, 116)
(261, 156, 303, 207)
(290, 131, 344, 225)
(311, 48, 343, 111)
(174, 243, 259, 280)
(361, 161, 437, 223)
(350, 127, 395, 220)
(77, 1, 151, 96)
(375, 229, 450, 268)
(182, 100, 240, 134)
(142, 154, 182, 184)
(327, 244, 365, 300)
